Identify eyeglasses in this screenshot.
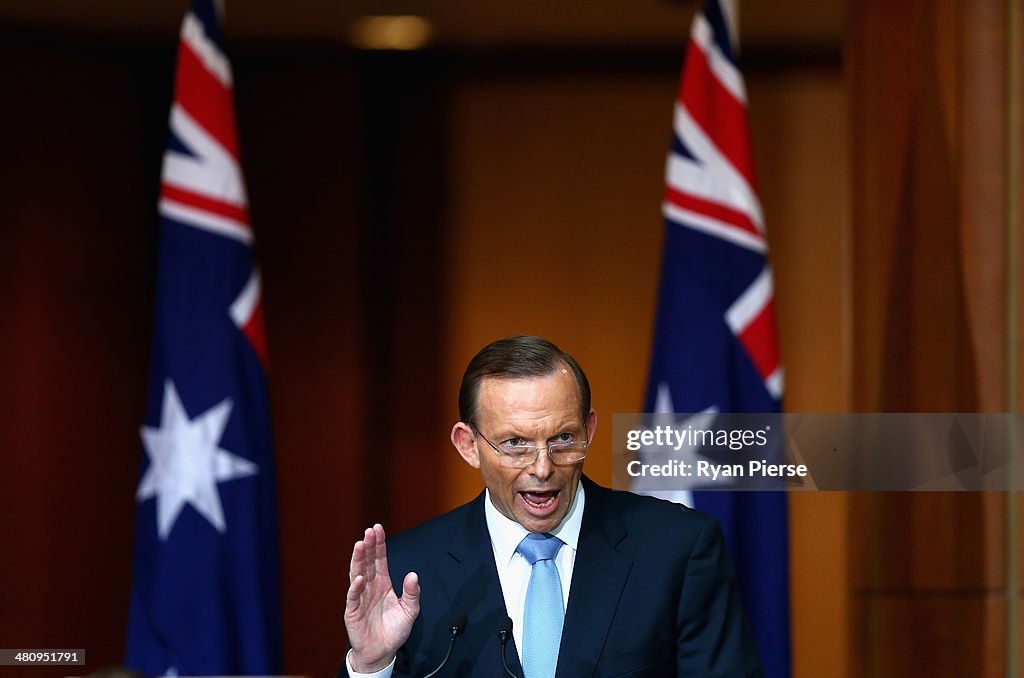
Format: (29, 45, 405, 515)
(472, 426, 590, 468)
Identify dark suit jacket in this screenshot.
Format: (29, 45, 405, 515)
(348, 475, 763, 677)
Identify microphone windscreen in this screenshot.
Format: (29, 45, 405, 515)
(449, 612, 468, 636)
(497, 616, 513, 635)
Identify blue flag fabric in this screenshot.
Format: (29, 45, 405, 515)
(125, 1, 282, 674)
(644, 1, 791, 676)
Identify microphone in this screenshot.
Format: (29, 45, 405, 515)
(497, 616, 519, 678)
(422, 612, 467, 678)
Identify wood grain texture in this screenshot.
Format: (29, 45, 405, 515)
(848, 0, 1013, 675)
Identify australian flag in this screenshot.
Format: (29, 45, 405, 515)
(644, 1, 791, 676)
(125, 0, 282, 674)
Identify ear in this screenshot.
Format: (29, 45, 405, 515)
(451, 422, 481, 469)
(586, 409, 597, 444)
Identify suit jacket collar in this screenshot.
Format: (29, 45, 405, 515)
(441, 490, 525, 676)
(556, 476, 633, 677)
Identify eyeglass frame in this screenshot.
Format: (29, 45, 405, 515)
(470, 423, 590, 468)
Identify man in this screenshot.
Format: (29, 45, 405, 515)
(343, 335, 762, 677)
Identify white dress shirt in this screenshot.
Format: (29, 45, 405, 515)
(347, 481, 585, 677)
(484, 481, 584, 662)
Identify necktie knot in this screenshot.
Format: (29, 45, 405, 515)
(517, 532, 563, 565)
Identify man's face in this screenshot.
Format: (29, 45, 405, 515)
(452, 368, 596, 534)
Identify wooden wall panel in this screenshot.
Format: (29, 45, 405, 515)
(848, 0, 1014, 675)
(237, 58, 369, 677)
(239, 50, 451, 674)
(960, 0, 1009, 412)
(440, 71, 672, 502)
(747, 68, 852, 678)
(868, 596, 1005, 677)
(0, 42, 158, 678)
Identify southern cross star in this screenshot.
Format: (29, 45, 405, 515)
(137, 379, 258, 540)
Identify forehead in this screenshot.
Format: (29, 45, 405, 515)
(475, 370, 581, 425)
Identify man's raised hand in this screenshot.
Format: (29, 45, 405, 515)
(345, 524, 420, 673)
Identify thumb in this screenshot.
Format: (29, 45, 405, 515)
(401, 571, 421, 618)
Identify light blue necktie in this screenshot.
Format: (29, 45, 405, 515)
(517, 533, 565, 678)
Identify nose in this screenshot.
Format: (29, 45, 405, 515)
(528, 445, 555, 480)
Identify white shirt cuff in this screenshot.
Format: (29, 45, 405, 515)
(346, 649, 396, 678)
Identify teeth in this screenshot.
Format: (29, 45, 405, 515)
(524, 494, 556, 508)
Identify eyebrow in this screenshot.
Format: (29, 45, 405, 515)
(492, 422, 584, 441)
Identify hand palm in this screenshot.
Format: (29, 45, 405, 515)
(345, 524, 420, 672)
(347, 572, 415, 649)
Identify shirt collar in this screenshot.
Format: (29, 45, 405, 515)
(484, 480, 585, 566)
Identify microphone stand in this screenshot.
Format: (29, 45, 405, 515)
(497, 617, 519, 678)
(422, 614, 466, 678)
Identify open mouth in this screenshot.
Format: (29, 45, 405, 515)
(520, 489, 560, 512)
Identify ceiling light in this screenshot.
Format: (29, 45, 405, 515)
(349, 15, 435, 51)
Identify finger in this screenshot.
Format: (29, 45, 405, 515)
(373, 524, 390, 580)
(362, 527, 377, 584)
(351, 528, 375, 584)
(346, 574, 366, 610)
(349, 539, 366, 584)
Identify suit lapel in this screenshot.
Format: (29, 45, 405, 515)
(439, 492, 525, 677)
(556, 477, 633, 678)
